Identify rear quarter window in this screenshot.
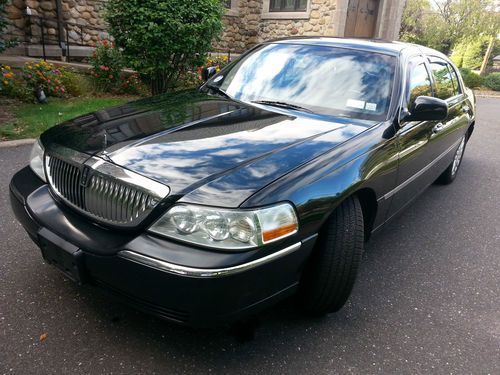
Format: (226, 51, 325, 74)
(428, 59, 455, 100)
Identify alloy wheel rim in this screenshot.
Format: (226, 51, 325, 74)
(452, 137, 466, 176)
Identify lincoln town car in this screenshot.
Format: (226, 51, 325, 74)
(10, 38, 475, 327)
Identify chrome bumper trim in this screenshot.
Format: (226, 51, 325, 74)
(118, 242, 302, 278)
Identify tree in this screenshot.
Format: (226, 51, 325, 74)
(400, 0, 500, 55)
(105, 0, 224, 95)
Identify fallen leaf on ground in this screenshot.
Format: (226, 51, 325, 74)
(39, 333, 48, 343)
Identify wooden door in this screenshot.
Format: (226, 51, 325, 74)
(344, 0, 380, 38)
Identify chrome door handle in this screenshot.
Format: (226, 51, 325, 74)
(462, 106, 470, 113)
(432, 123, 444, 133)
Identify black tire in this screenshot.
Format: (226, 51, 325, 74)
(298, 195, 364, 315)
(435, 135, 467, 185)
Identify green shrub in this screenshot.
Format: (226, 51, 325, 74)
(450, 41, 467, 68)
(459, 68, 484, 88)
(60, 69, 90, 97)
(451, 38, 489, 70)
(89, 40, 124, 92)
(105, 0, 224, 95)
(484, 72, 500, 91)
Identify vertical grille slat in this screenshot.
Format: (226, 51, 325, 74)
(45, 155, 160, 226)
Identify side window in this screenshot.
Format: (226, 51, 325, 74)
(447, 64, 462, 96)
(407, 62, 433, 109)
(429, 59, 455, 100)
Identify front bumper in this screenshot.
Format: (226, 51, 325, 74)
(10, 167, 317, 327)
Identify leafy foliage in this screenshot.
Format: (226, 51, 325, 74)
(60, 68, 91, 97)
(105, 0, 224, 95)
(0, 0, 17, 53)
(89, 40, 124, 92)
(484, 73, 500, 91)
(459, 68, 484, 88)
(451, 38, 490, 70)
(400, 0, 500, 54)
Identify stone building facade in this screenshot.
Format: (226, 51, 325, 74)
(214, 0, 406, 53)
(3, 0, 405, 56)
(5, 0, 110, 49)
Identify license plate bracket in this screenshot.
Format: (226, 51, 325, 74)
(38, 228, 86, 284)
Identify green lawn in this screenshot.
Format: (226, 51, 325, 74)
(0, 96, 135, 140)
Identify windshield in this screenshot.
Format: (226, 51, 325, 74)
(208, 43, 397, 121)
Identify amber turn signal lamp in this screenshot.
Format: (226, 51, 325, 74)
(262, 223, 298, 243)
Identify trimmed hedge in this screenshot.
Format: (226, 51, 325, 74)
(450, 38, 489, 70)
(459, 68, 484, 88)
(484, 73, 500, 91)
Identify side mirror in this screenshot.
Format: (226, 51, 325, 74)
(403, 96, 448, 122)
(202, 66, 217, 81)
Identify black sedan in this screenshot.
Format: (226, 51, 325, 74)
(10, 38, 475, 327)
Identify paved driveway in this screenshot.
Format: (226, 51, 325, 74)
(1, 98, 499, 374)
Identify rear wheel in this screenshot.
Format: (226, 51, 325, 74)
(435, 135, 466, 185)
(298, 196, 364, 315)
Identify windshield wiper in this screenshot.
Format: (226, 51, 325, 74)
(251, 100, 313, 113)
(205, 84, 231, 99)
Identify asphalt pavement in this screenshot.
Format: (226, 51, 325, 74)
(0, 98, 499, 374)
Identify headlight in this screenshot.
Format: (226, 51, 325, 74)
(29, 139, 46, 182)
(149, 203, 298, 250)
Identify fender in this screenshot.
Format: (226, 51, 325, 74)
(242, 120, 400, 240)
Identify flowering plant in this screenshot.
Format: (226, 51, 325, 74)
(120, 73, 147, 95)
(22, 60, 66, 97)
(0, 64, 15, 95)
(89, 40, 124, 91)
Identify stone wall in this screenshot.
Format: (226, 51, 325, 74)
(5, 0, 403, 56)
(258, 0, 336, 41)
(5, 0, 110, 46)
(213, 0, 337, 53)
(4, 0, 26, 40)
(213, 0, 263, 53)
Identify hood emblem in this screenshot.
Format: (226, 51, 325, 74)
(100, 131, 113, 162)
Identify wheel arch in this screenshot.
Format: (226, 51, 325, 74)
(315, 186, 378, 243)
(355, 188, 378, 242)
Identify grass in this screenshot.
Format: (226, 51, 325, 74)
(0, 96, 136, 140)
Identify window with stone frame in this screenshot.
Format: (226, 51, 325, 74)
(223, 0, 239, 16)
(270, 0, 308, 12)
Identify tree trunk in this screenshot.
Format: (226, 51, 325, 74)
(151, 71, 169, 96)
(479, 37, 495, 77)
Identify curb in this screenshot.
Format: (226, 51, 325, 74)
(0, 138, 36, 148)
(475, 94, 500, 99)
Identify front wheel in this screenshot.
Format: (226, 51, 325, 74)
(297, 196, 364, 315)
(435, 135, 467, 185)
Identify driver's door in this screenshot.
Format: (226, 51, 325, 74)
(387, 57, 441, 217)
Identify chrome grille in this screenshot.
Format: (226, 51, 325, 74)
(46, 154, 169, 226)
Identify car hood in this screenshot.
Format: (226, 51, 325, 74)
(41, 90, 376, 207)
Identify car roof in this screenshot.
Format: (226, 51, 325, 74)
(267, 37, 422, 56)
